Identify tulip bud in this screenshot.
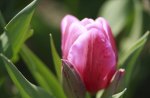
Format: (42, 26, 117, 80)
(61, 15, 117, 93)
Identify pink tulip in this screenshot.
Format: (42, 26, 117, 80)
(61, 15, 117, 93)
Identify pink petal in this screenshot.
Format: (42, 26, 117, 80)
(68, 27, 116, 92)
(63, 22, 87, 59)
(96, 17, 117, 60)
(67, 32, 89, 75)
(61, 15, 79, 57)
(83, 28, 116, 92)
(80, 18, 94, 26)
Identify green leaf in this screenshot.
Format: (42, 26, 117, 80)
(50, 34, 61, 80)
(99, 0, 131, 36)
(96, 90, 104, 98)
(0, 77, 5, 86)
(0, 54, 53, 98)
(112, 89, 127, 98)
(0, 11, 6, 28)
(20, 45, 66, 98)
(62, 60, 86, 98)
(13, 29, 34, 62)
(3, 0, 36, 58)
(86, 92, 92, 98)
(119, 0, 143, 57)
(119, 31, 149, 85)
(23, 29, 34, 42)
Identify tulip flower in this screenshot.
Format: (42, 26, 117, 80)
(61, 15, 117, 93)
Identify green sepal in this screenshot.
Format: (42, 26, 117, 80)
(62, 60, 86, 98)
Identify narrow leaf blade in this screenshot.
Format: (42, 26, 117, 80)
(0, 54, 53, 98)
(50, 34, 61, 80)
(4, 0, 36, 57)
(0, 11, 6, 28)
(119, 0, 143, 58)
(20, 45, 66, 98)
(120, 31, 149, 85)
(112, 89, 127, 98)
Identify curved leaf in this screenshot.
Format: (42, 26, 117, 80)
(2, 0, 36, 58)
(50, 34, 61, 80)
(112, 89, 127, 98)
(0, 54, 53, 98)
(119, 0, 143, 57)
(119, 31, 149, 85)
(20, 45, 66, 98)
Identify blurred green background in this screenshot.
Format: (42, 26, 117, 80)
(0, 0, 150, 98)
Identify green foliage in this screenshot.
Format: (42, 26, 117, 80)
(112, 89, 127, 98)
(50, 34, 62, 80)
(0, 0, 36, 59)
(20, 45, 66, 98)
(0, 11, 6, 28)
(0, 54, 53, 98)
(119, 0, 143, 57)
(119, 31, 149, 86)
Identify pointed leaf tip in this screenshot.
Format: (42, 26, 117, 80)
(50, 34, 61, 80)
(2, 0, 37, 58)
(120, 31, 149, 86)
(112, 88, 127, 98)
